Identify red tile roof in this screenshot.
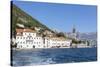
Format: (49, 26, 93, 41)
(16, 29, 35, 33)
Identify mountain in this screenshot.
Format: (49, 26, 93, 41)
(11, 4, 52, 34)
(78, 32, 97, 40)
(66, 32, 97, 41)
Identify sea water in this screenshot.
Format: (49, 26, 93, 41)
(12, 48, 97, 66)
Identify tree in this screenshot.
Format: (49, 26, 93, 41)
(87, 41, 90, 46)
(56, 32, 66, 38)
(11, 43, 17, 48)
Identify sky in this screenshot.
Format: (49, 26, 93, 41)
(12, 1, 97, 33)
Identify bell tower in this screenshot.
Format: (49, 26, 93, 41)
(72, 25, 76, 33)
(71, 25, 78, 39)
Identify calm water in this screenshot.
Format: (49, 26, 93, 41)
(12, 48, 97, 66)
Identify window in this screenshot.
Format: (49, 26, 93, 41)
(21, 45, 22, 48)
(17, 37, 19, 39)
(23, 37, 25, 39)
(20, 37, 22, 39)
(29, 37, 31, 39)
(24, 33, 26, 35)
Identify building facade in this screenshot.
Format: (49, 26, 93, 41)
(15, 29, 72, 49)
(47, 37, 71, 48)
(16, 29, 44, 49)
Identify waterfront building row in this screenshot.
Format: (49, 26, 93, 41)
(15, 29, 72, 49)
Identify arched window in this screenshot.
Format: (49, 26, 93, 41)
(33, 45, 35, 48)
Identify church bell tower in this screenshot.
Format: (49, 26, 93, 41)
(72, 25, 76, 33)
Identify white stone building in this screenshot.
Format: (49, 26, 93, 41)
(44, 37, 72, 48)
(15, 29, 72, 49)
(16, 29, 44, 49)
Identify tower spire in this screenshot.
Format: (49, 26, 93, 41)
(72, 25, 76, 33)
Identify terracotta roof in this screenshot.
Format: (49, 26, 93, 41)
(16, 29, 36, 33)
(23, 29, 35, 32)
(16, 34, 23, 36)
(16, 29, 23, 33)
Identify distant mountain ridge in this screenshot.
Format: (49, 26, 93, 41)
(78, 32, 97, 40)
(66, 32, 97, 41)
(11, 4, 52, 34)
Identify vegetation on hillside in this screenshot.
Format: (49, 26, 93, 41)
(11, 4, 52, 35)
